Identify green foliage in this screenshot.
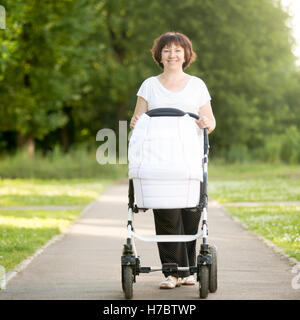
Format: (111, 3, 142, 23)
(0, 0, 300, 162)
(0, 0, 99, 139)
(226, 144, 252, 163)
(280, 126, 300, 164)
(259, 135, 282, 163)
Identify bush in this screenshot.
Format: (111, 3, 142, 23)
(258, 134, 283, 163)
(226, 126, 300, 164)
(280, 126, 300, 164)
(226, 144, 252, 163)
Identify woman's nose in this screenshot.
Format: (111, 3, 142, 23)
(169, 50, 176, 57)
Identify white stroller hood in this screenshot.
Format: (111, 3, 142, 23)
(128, 112, 204, 209)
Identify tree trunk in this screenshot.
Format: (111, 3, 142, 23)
(117, 101, 127, 122)
(60, 127, 69, 153)
(17, 132, 35, 158)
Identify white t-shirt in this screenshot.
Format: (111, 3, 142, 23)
(136, 75, 211, 114)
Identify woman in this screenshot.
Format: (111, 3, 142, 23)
(130, 32, 216, 289)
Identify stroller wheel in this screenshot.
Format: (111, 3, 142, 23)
(199, 265, 209, 299)
(122, 266, 133, 299)
(209, 245, 218, 293)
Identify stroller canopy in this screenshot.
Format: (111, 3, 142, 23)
(128, 109, 204, 209)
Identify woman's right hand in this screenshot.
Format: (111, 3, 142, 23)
(130, 115, 140, 130)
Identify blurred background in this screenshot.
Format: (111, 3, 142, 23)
(0, 0, 300, 176)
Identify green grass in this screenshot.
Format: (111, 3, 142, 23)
(209, 162, 300, 202)
(0, 179, 111, 206)
(209, 162, 300, 261)
(208, 178, 300, 202)
(226, 205, 300, 261)
(0, 178, 119, 272)
(0, 209, 81, 271)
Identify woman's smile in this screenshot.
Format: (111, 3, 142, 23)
(161, 43, 185, 68)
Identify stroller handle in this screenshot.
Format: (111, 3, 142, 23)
(145, 107, 209, 136)
(146, 107, 199, 119)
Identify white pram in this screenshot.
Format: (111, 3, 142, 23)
(121, 108, 217, 299)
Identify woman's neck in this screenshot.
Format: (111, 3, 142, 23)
(160, 69, 187, 81)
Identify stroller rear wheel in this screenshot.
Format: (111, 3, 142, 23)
(122, 266, 133, 299)
(199, 265, 209, 299)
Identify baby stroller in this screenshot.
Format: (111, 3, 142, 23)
(121, 107, 217, 299)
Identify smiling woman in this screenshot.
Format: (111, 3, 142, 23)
(129, 31, 216, 289)
(130, 32, 216, 133)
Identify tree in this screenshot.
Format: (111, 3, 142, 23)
(0, 0, 98, 155)
(1, 0, 299, 162)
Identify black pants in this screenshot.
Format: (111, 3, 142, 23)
(153, 208, 202, 278)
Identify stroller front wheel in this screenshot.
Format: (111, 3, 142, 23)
(199, 265, 209, 299)
(122, 266, 133, 299)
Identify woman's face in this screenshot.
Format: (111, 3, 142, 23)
(161, 43, 185, 70)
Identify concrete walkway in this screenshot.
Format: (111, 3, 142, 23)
(0, 183, 299, 300)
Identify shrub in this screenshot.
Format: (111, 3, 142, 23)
(226, 144, 252, 163)
(0, 147, 127, 179)
(280, 126, 300, 164)
(259, 134, 283, 163)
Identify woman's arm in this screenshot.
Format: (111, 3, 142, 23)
(130, 96, 148, 129)
(196, 100, 216, 134)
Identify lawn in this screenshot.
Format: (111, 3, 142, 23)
(0, 179, 111, 206)
(0, 209, 82, 271)
(226, 205, 300, 261)
(208, 161, 300, 261)
(0, 178, 113, 273)
(208, 162, 300, 202)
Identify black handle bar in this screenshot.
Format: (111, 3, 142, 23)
(146, 107, 199, 120)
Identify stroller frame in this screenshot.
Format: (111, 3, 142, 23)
(121, 108, 217, 299)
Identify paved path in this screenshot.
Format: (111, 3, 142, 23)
(0, 183, 299, 300)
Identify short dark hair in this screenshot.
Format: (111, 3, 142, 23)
(151, 32, 197, 69)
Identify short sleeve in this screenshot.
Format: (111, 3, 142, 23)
(198, 78, 211, 108)
(137, 78, 150, 102)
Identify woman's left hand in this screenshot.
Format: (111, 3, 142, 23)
(195, 115, 212, 131)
